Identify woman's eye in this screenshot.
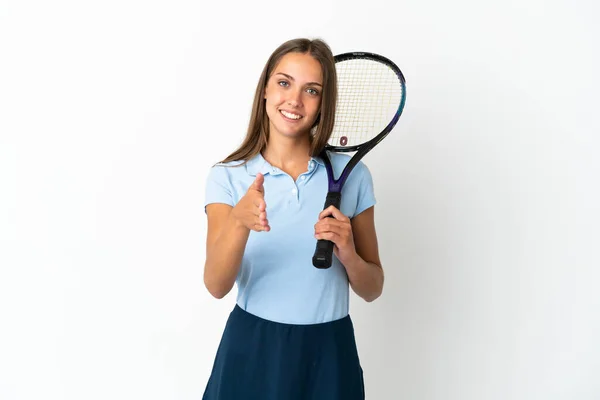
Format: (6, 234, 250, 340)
(278, 80, 289, 87)
(307, 88, 319, 96)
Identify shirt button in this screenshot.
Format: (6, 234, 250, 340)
(292, 188, 298, 194)
(300, 176, 305, 180)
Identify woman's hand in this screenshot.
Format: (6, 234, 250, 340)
(231, 173, 270, 232)
(314, 206, 357, 265)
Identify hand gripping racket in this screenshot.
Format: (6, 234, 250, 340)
(312, 51, 406, 269)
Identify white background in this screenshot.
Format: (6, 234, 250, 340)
(1, 0, 599, 399)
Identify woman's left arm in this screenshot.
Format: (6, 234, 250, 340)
(314, 205, 384, 302)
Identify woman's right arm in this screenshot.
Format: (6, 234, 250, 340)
(204, 173, 269, 299)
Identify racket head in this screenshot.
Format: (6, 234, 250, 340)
(326, 52, 406, 153)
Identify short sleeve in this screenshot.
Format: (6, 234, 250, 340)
(204, 165, 235, 211)
(353, 162, 377, 217)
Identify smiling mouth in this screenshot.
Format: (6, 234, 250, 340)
(279, 110, 303, 120)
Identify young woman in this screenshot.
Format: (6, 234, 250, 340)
(202, 38, 384, 400)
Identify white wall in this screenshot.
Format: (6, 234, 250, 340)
(1, 0, 598, 399)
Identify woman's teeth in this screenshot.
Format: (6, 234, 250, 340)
(280, 110, 302, 120)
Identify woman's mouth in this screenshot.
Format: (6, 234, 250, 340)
(279, 110, 303, 121)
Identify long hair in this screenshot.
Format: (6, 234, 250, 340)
(220, 38, 337, 164)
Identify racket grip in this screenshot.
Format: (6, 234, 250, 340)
(312, 192, 342, 269)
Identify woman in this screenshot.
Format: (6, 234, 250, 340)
(203, 37, 384, 400)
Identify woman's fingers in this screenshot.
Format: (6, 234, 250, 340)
(318, 205, 349, 222)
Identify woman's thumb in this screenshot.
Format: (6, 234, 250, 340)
(251, 173, 264, 192)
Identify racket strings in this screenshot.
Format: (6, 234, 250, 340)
(330, 58, 403, 147)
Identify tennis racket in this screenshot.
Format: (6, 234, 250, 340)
(312, 51, 406, 269)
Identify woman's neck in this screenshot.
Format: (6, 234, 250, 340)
(262, 137, 312, 177)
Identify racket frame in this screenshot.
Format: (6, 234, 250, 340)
(312, 51, 406, 269)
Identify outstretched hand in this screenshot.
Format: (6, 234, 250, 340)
(231, 173, 270, 232)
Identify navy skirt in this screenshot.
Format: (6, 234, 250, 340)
(202, 305, 365, 400)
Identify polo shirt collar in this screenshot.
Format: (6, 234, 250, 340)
(245, 153, 272, 176)
(245, 153, 325, 176)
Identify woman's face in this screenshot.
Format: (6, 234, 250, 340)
(264, 52, 323, 141)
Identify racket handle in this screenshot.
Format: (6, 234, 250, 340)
(312, 192, 342, 269)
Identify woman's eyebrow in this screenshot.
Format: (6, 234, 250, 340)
(275, 72, 323, 87)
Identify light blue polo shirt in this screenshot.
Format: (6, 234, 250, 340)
(204, 151, 376, 324)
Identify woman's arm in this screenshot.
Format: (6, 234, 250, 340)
(314, 205, 384, 302)
(345, 206, 384, 302)
(204, 173, 270, 299)
(204, 204, 250, 299)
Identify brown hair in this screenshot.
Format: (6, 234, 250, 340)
(220, 38, 337, 164)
